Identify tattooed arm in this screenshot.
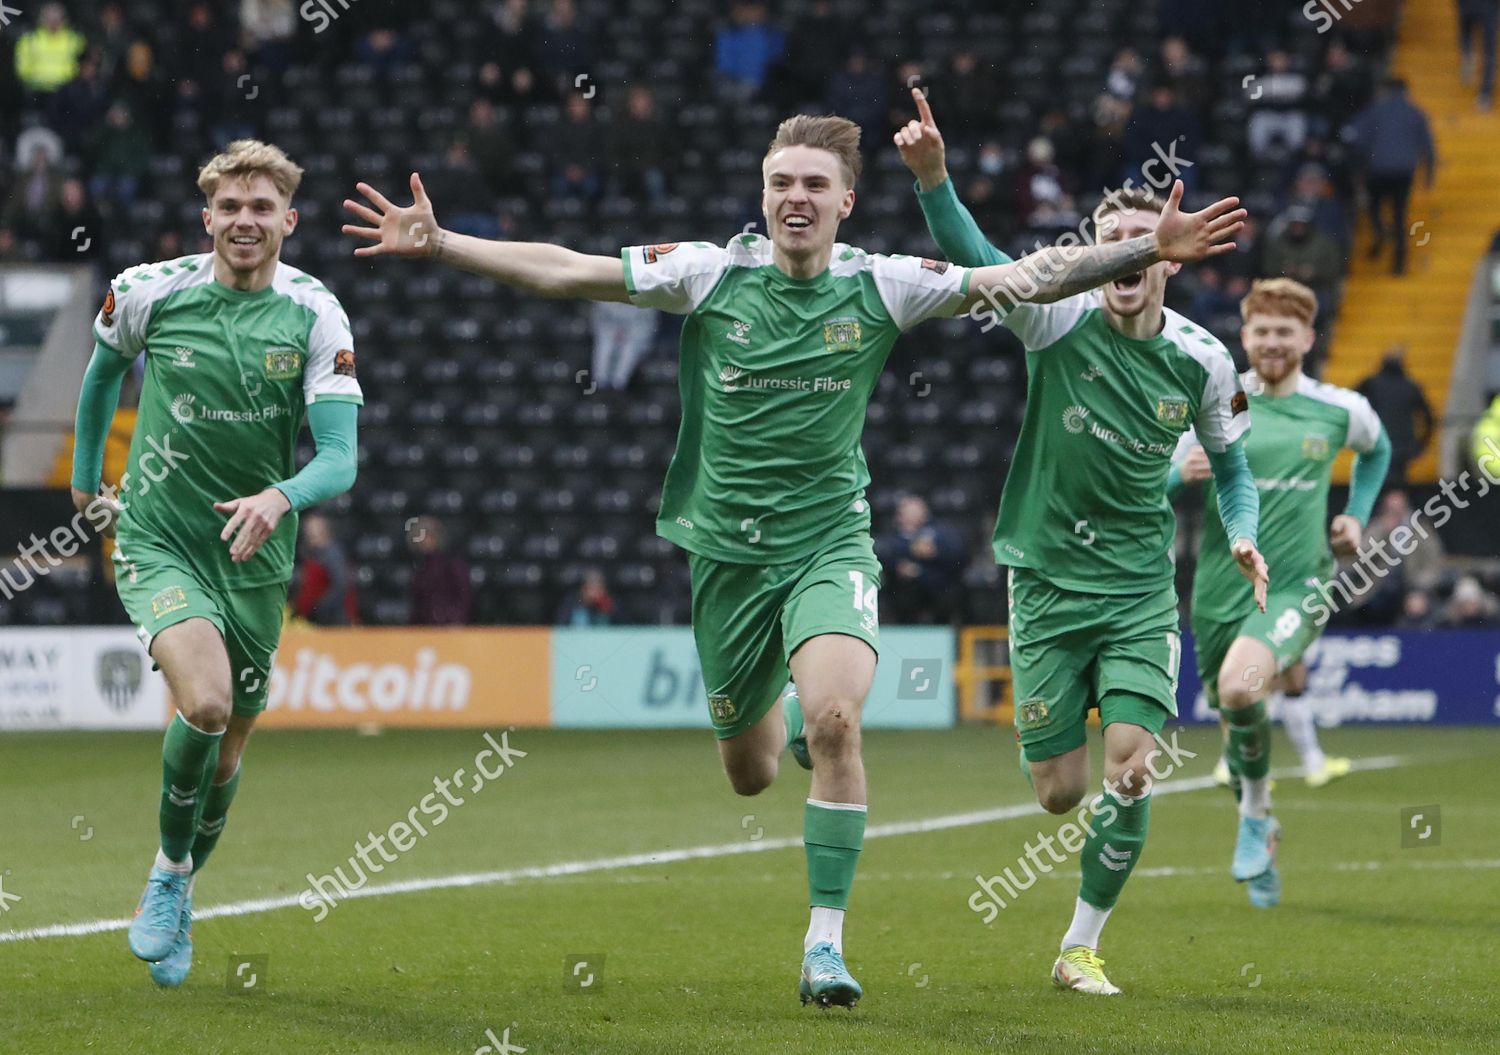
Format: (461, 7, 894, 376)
(958, 180, 1246, 315)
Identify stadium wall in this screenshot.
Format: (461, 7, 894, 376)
(4, 627, 1495, 731)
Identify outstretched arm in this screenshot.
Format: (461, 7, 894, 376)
(895, 88, 1012, 267)
(958, 180, 1246, 316)
(343, 173, 630, 302)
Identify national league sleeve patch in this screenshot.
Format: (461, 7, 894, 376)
(101, 287, 116, 327)
(920, 258, 950, 274)
(334, 349, 357, 378)
(1230, 390, 1248, 416)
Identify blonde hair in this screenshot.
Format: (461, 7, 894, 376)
(763, 115, 862, 187)
(197, 140, 304, 203)
(1092, 186, 1165, 233)
(1240, 277, 1318, 327)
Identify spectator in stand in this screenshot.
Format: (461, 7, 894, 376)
(714, 0, 785, 100)
(92, 3, 133, 82)
(115, 40, 173, 146)
(590, 300, 660, 391)
(1122, 85, 1200, 192)
(1458, 0, 1499, 110)
(409, 516, 473, 626)
(87, 102, 152, 213)
(53, 55, 112, 140)
(1397, 587, 1437, 629)
(1441, 575, 1500, 626)
(824, 52, 887, 148)
(1312, 39, 1373, 130)
(1286, 162, 1353, 253)
(1016, 136, 1076, 229)
(1471, 392, 1500, 468)
(551, 92, 602, 201)
(606, 85, 670, 202)
(48, 179, 104, 264)
(556, 568, 615, 626)
(15, 4, 87, 96)
(240, 0, 296, 72)
(765, 0, 844, 112)
(354, 27, 417, 79)
(1247, 50, 1310, 159)
(876, 495, 967, 625)
(1263, 205, 1344, 305)
(531, 0, 593, 91)
(1104, 46, 1144, 101)
(2, 135, 65, 244)
(295, 514, 358, 626)
(1357, 348, 1435, 483)
(207, 50, 261, 147)
(462, 99, 520, 198)
(1350, 489, 1447, 625)
(937, 51, 1000, 150)
(1157, 36, 1209, 115)
(178, 3, 230, 92)
(427, 139, 500, 238)
(1348, 78, 1436, 275)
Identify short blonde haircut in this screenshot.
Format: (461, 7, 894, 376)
(763, 115, 862, 187)
(1240, 277, 1318, 327)
(197, 140, 304, 203)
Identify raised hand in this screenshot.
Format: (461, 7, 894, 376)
(1152, 180, 1247, 263)
(894, 87, 947, 191)
(342, 172, 441, 259)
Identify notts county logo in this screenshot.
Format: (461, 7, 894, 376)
(97, 649, 143, 713)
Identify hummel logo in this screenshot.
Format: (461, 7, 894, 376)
(726, 320, 752, 346)
(168, 784, 197, 808)
(1099, 844, 1133, 871)
(1081, 364, 1104, 382)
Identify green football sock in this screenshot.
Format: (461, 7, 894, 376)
(1225, 700, 1271, 780)
(783, 688, 804, 749)
(190, 763, 241, 874)
(159, 714, 223, 864)
(1078, 786, 1151, 911)
(805, 800, 866, 910)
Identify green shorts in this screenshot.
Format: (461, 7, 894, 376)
(113, 534, 288, 717)
(688, 529, 881, 740)
(1007, 567, 1182, 763)
(1194, 578, 1325, 710)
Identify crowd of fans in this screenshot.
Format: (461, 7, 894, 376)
(1, 1, 1494, 628)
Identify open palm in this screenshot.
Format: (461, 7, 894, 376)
(342, 172, 441, 258)
(1153, 180, 1247, 263)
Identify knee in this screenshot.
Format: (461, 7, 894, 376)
(1105, 747, 1156, 799)
(804, 696, 862, 758)
(725, 765, 775, 797)
(1217, 666, 1260, 712)
(178, 687, 231, 734)
(1037, 782, 1086, 815)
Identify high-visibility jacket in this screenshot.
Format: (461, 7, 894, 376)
(15, 26, 86, 92)
(1473, 396, 1500, 469)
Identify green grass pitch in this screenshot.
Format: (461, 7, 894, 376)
(1, 725, 1496, 1054)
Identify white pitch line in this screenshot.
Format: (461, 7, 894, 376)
(0, 754, 1409, 945)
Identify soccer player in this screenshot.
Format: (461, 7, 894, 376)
(1169, 278, 1390, 907)
(897, 89, 1267, 995)
(344, 114, 1244, 1006)
(71, 141, 362, 986)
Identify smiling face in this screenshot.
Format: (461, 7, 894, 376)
(1243, 310, 1314, 385)
(202, 173, 296, 279)
(761, 144, 855, 261)
(1094, 203, 1179, 319)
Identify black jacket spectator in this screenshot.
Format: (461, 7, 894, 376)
(877, 496, 967, 625)
(1357, 350, 1434, 483)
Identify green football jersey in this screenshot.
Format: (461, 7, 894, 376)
(92, 254, 363, 587)
(1180, 372, 1381, 623)
(992, 291, 1248, 594)
(623, 234, 971, 563)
